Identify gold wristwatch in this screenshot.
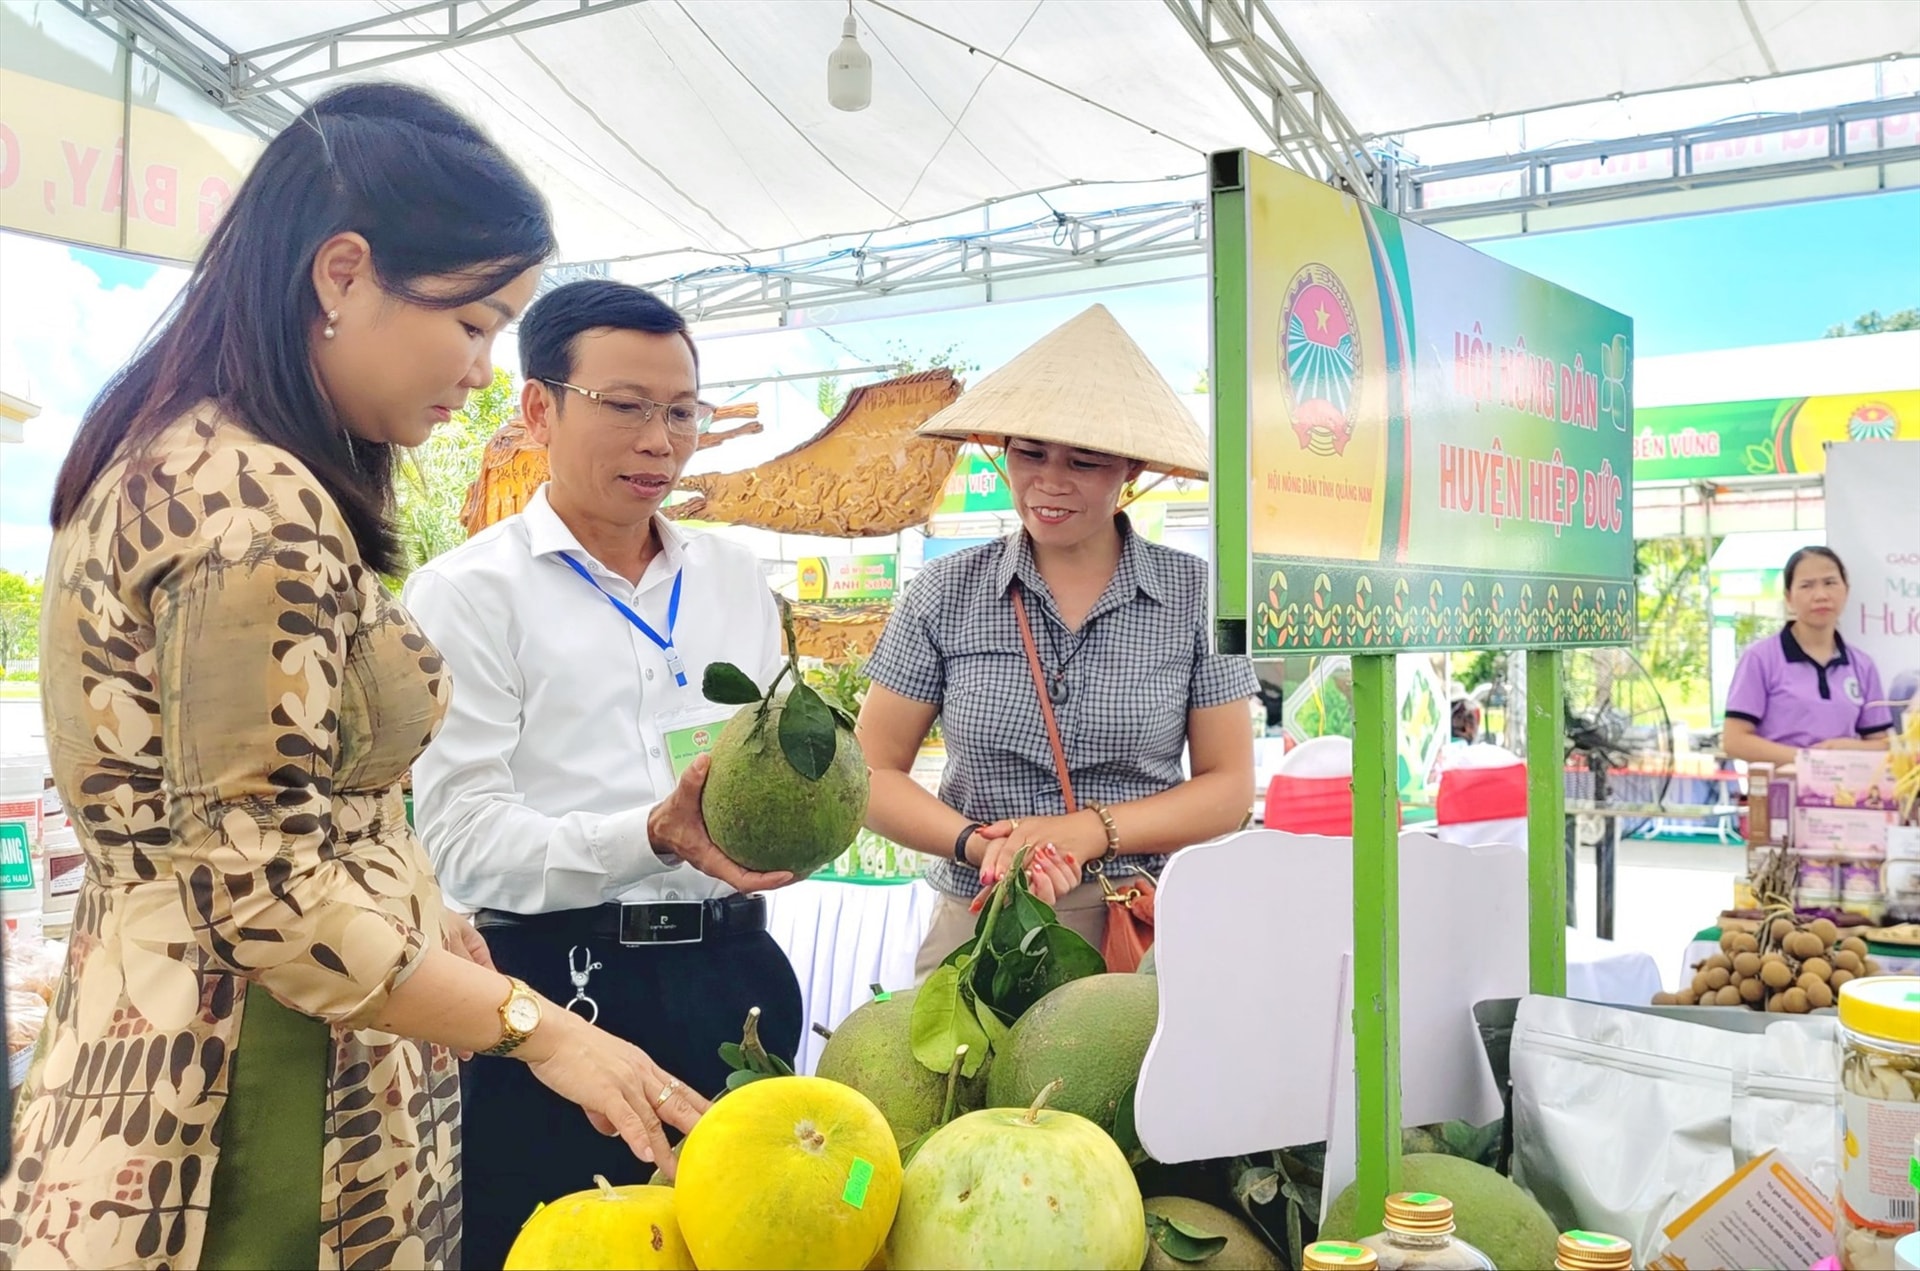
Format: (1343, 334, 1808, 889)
(484, 976, 542, 1057)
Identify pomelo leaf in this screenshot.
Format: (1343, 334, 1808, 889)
(717, 1041, 746, 1070)
(972, 994, 1010, 1052)
(1145, 1215, 1229, 1263)
(1112, 1077, 1143, 1162)
(725, 1068, 770, 1091)
(702, 662, 763, 705)
(910, 964, 990, 1078)
(777, 682, 838, 780)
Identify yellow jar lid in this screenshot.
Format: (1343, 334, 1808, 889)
(1838, 976, 1920, 1046)
(1384, 1192, 1455, 1234)
(1556, 1229, 1634, 1271)
(1302, 1241, 1380, 1271)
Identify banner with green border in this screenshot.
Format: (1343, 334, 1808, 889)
(1633, 391, 1920, 482)
(1221, 154, 1637, 656)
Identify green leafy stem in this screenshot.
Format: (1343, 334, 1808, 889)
(700, 593, 856, 782)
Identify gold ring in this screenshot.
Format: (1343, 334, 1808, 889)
(653, 1079, 681, 1109)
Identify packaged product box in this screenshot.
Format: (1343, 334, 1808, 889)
(1796, 749, 1898, 811)
(1888, 826, 1920, 863)
(1649, 1149, 1834, 1271)
(1796, 806, 1897, 860)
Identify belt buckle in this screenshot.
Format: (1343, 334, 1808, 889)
(619, 901, 705, 946)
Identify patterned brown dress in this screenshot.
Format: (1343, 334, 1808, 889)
(1, 408, 464, 1269)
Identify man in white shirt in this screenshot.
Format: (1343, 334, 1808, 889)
(404, 281, 801, 1268)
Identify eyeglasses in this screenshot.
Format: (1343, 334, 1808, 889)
(544, 380, 715, 436)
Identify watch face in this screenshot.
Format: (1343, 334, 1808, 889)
(506, 996, 541, 1032)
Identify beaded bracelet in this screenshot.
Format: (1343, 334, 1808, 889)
(1084, 801, 1120, 864)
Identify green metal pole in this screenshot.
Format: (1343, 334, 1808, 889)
(1350, 653, 1401, 1234)
(1209, 160, 1250, 638)
(1527, 649, 1568, 995)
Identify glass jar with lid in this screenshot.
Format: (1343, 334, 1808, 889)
(1555, 1230, 1633, 1271)
(1301, 1241, 1380, 1271)
(1358, 1193, 1495, 1270)
(1838, 976, 1920, 1270)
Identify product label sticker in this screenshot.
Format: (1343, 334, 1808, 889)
(1841, 1087, 1920, 1226)
(870, 983, 891, 1003)
(843, 1157, 875, 1208)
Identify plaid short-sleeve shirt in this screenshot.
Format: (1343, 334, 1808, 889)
(866, 517, 1259, 900)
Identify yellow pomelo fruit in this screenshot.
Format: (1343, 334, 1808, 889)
(503, 1177, 692, 1270)
(676, 1075, 903, 1270)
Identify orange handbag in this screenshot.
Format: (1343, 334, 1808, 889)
(1010, 585, 1156, 973)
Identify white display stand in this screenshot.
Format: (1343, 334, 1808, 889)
(1135, 828, 1529, 1165)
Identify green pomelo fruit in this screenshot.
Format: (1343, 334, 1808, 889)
(814, 990, 988, 1149)
(886, 1100, 1145, 1270)
(1321, 1154, 1559, 1271)
(701, 695, 870, 874)
(1137, 946, 1156, 975)
(1143, 1196, 1282, 1271)
(985, 973, 1157, 1137)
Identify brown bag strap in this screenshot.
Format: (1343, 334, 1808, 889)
(1010, 583, 1077, 814)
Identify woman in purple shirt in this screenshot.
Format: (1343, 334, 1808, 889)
(1724, 546, 1895, 766)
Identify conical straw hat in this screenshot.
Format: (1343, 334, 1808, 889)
(914, 304, 1211, 478)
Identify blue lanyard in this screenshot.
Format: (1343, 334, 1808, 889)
(559, 552, 687, 686)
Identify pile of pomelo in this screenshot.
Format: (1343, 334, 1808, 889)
(508, 945, 1550, 1269)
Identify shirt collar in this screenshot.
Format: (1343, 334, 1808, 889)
(522, 485, 688, 579)
(991, 514, 1166, 611)
(1780, 623, 1850, 669)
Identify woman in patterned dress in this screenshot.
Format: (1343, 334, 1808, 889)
(2, 84, 709, 1270)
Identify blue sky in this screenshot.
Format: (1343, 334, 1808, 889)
(2, 188, 1916, 576)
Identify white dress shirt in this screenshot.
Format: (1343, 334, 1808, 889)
(403, 486, 782, 914)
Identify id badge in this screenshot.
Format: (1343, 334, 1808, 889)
(656, 705, 736, 780)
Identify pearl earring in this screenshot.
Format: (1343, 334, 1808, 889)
(323, 309, 339, 340)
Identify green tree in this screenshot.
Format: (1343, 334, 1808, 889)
(0, 570, 42, 670)
(390, 367, 517, 581)
(815, 339, 980, 420)
(1635, 537, 1709, 685)
(1824, 307, 1920, 338)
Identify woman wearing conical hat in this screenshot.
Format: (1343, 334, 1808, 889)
(858, 305, 1260, 974)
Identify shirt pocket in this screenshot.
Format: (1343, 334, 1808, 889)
(1081, 636, 1190, 760)
(940, 631, 1032, 740)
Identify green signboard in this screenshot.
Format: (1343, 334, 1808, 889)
(0, 822, 34, 893)
(936, 451, 1014, 514)
(796, 555, 898, 602)
(1634, 391, 1920, 483)
(1217, 154, 1637, 656)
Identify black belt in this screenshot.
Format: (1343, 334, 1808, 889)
(473, 895, 768, 946)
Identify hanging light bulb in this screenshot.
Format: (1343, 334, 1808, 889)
(827, 2, 872, 112)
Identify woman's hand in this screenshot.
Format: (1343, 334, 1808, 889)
(521, 1009, 710, 1176)
(980, 813, 1106, 882)
(1022, 844, 1082, 906)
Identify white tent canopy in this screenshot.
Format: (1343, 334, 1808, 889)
(117, 0, 1920, 268)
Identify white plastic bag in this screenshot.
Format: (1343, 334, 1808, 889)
(1511, 995, 1837, 1261)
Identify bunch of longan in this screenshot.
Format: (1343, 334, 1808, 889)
(1653, 916, 1882, 1013)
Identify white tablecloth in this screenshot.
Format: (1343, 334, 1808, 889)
(766, 879, 941, 1074)
(766, 876, 1663, 1072)
(1564, 926, 1665, 1005)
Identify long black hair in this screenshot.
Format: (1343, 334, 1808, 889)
(1784, 545, 1849, 590)
(51, 82, 556, 574)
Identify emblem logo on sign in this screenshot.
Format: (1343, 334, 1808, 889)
(1280, 263, 1360, 457)
(693, 728, 710, 748)
(1848, 401, 1898, 442)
